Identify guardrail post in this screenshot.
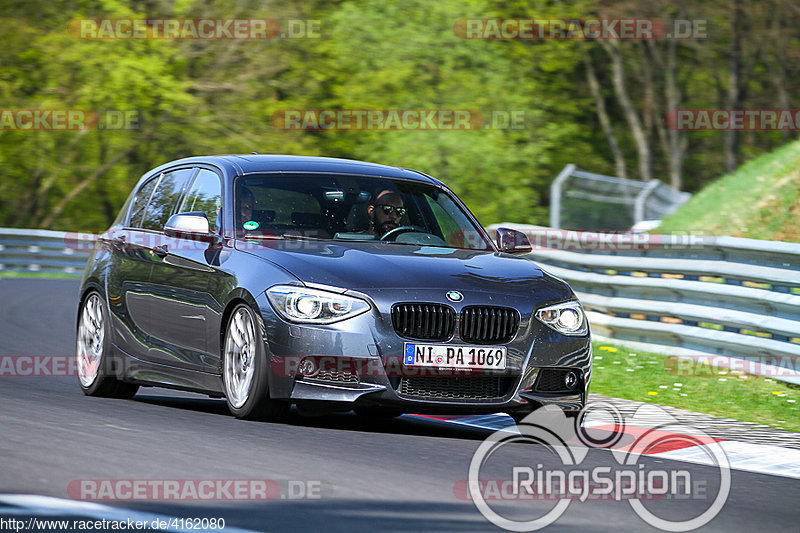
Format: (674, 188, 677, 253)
(550, 164, 576, 229)
(634, 179, 662, 224)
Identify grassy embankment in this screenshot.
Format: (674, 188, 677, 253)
(658, 139, 800, 242)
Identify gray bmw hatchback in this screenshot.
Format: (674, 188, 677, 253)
(77, 155, 591, 422)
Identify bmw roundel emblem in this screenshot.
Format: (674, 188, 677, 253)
(446, 291, 463, 302)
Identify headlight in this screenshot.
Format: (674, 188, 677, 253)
(266, 286, 370, 324)
(535, 301, 587, 336)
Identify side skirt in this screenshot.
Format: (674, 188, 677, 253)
(113, 343, 225, 397)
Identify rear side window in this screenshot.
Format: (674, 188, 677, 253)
(180, 169, 223, 229)
(127, 177, 159, 228)
(140, 168, 196, 231)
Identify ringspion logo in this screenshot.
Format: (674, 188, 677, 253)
(468, 404, 730, 531)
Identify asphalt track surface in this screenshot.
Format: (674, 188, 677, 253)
(0, 279, 798, 532)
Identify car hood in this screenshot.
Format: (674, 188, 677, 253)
(237, 239, 569, 297)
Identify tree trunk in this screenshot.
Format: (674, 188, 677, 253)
(724, 0, 744, 173)
(583, 49, 627, 179)
(766, 10, 791, 143)
(650, 33, 686, 191)
(600, 40, 652, 181)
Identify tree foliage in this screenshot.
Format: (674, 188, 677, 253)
(0, 0, 797, 230)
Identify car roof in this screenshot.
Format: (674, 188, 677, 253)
(149, 154, 442, 185)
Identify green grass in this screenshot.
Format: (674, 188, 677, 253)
(590, 341, 800, 432)
(657, 139, 800, 242)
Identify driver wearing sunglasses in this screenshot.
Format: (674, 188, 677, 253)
(368, 189, 406, 237)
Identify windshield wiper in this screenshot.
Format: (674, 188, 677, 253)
(380, 241, 421, 246)
(241, 234, 328, 242)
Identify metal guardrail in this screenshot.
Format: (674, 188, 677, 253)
(488, 223, 800, 384)
(0, 228, 92, 276)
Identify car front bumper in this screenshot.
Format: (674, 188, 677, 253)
(256, 290, 592, 415)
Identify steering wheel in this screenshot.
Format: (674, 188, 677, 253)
(380, 225, 428, 241)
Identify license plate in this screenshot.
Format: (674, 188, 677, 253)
(403, 343, 507, 370)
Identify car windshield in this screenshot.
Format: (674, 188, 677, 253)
(234, 173, 493, 250)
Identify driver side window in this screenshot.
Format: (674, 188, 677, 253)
(180, 169, 223, 230)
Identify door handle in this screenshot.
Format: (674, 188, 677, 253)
(153, 244, 168, 258)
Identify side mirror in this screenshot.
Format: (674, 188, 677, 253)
(164, 212, 217, 242)
(496, 227, 532, 254)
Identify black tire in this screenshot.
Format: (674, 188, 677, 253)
(222, 303, 290, 421)
(77, 291, 139, 399)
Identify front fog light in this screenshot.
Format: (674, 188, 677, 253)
(535, 301, 587, 336)
(564, 371, 578, 390)
(298, 358, 317, 376)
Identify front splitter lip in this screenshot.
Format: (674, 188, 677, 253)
(290, 379, 387, 401)
(288, 375, 585, 415)
(289, 374, 521, 406)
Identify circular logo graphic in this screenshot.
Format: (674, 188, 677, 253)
(446, 291, 463, 302)
(243, 220, 259, 231)
(468, 404, 731, 532)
